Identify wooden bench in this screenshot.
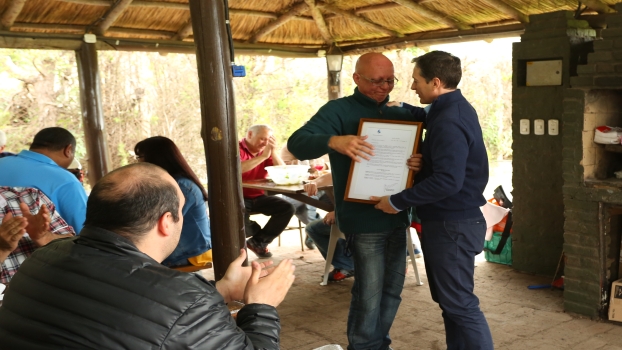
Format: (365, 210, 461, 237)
(171, 262, 213, 273)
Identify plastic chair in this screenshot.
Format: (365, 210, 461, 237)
(320, 225, 423, 286)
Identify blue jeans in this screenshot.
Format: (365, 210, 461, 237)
(305, 219, 354, 271)
(347, 228, 407, 350)
(421, 217, 493, 350)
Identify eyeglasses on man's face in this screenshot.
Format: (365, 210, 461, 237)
(357, 74, 399, 87)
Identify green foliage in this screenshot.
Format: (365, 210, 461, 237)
(0, 40, 514, 183)
(117, 142, 129, 166)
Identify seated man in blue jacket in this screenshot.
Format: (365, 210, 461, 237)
(0, 163, 295, 349)
(372, 50, 493, 350)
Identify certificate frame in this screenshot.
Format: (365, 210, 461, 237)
(344, 118, 423, 204)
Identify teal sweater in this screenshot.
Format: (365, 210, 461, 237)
(288, 88, 414, 235)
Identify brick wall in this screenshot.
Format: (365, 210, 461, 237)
(563, 4, 622, 318)
(512, 11, 594, 279)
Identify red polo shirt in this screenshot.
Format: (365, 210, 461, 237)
(240, 139, 273, 199)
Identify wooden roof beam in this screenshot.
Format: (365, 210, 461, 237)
(305, 0, 333, 45)
(173, 20, 193, 41)
(478, 0, 529, 23)
(342, 23, 524, 55)
(56, 0, 327, 21)
(1, 0, 27, 30)
(354, 3, 400, 14)
(580, 0, 616, 14)
(96, 0, 135, 35)
(391, 0, 472, 30)
(59, 0, 187, 10)
(249, 2, 309, 44)
(316, 1, 403, 38)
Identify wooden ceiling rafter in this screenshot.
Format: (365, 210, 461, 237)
(479, 0, 529, 23)
(248, 2, 309, 44)
(391, 0, 472, 30)
(56, 0, 327, 21)
(353, 2, 400, 14)
(316, 1, 404, 38)
(58, 0, 187, 10)
(96, 0, 135, 36)
(344, 23, 524, 54)
(0, 0, 27, 30)
(580, 0, 616, 14)
(305, 0, 333, 45)
(173, 20, 193, 41)
(11, 22, 178, 38)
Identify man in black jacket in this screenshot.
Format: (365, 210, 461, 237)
(373, 51, 492, 350)
(0, 162, 295, 349)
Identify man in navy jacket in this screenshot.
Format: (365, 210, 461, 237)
(373, 51, 493, 350)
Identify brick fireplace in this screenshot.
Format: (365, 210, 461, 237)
(563, 6, 622, 319)
(513, 9, 622, 319)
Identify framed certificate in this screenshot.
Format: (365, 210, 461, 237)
(344, 119, 423, 204)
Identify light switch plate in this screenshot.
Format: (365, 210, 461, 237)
(548, 119, 559, 135)
(520, 119, 530, 135)
(534, 119, 545, 135)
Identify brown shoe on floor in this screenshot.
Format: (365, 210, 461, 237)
(246, 238, 273, 258)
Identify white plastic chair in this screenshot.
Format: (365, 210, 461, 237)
(320, 225, 424, 286)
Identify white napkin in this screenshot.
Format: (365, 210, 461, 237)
(594, 126, 622, 144)
(0, 283, 6, 301)
(480, 202, 510, 241)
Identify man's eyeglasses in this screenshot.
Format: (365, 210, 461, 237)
(357, 74, 399, 87)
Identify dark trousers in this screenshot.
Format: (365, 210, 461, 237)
(421, 217, 494, 350)
(244, 195, 295, 247)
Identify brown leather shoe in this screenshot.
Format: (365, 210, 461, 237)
(246, 238, 273, 258)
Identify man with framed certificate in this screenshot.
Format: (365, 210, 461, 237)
(288, 52, 421, 350)
(373, 51, 493, 350)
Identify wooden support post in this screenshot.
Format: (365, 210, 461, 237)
(189, 0, 245, 280)
(75, 40, 112, 185)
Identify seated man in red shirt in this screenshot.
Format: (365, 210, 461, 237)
(240, 125, 295, 258)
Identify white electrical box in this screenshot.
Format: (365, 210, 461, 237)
(526, 60, 562, 86)
(534, 119, 545, 135)
(520, 119, 530, 135)
(84, 34, 97, 44)
(548, 119, 559, 135)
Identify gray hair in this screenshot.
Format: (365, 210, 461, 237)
(248, 124, 272, 134)
(0, 130, 6, 147)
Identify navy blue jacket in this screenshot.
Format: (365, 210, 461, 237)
(391, 89, 489, 221)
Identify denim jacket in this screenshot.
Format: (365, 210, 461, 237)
(163, 177, 211, 266)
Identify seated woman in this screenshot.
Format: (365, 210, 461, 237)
(134, 136, 211, 267)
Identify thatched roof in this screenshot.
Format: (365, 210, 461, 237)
(0, 0, 618, 57)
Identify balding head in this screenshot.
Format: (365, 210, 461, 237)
(353, 53, 396, 103)
(355, 53, 393, 75)
(85, 163, 182, 244)
(245, 124, 273, 154)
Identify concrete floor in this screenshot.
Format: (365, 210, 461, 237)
(218, 163, 622, 349)
(205, 228, 622, 350)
